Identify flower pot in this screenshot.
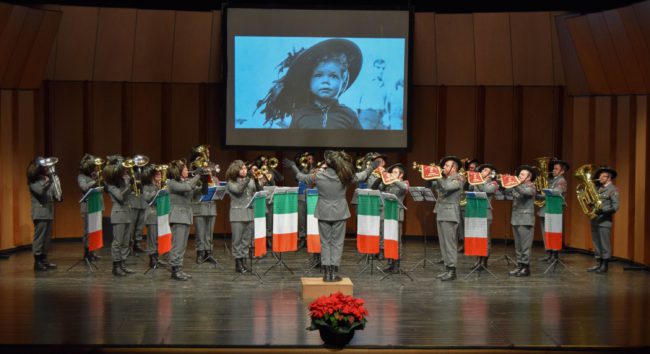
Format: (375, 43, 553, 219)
(318, 326, 355, 348)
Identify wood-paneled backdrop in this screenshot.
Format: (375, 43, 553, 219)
(1, 3, 649, 265)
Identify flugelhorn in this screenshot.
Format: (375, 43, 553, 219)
(93, 157, 105, 186)
(38, 157, 63, 202)
(155, 164, 169, 189)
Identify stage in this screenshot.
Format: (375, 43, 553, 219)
(0, 237, 648, 353)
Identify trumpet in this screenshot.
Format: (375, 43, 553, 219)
(496, 173, 521, 189)
(155, 164, 169, 189)
(299, 154, 310, 168)
(38, 157, 63, 202)
(412, 161, 442, 180)
(356, 156, 370, 171)
(93, 157, 105, 186)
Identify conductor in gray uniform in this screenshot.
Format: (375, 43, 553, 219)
(104, 156, 136, 277)
(469, 163, 499, 270)
(537, 159, 569, 263)
(379, 163, 408, 273)
(167, 159, 202, 281)
(507, 165, 537, 277)
(587, 166, 620, 274)
(286, 150, 373, 282)
(78, 153, 102, 263)
(27, 158, 60, 271)
(431, 156, 463, 281)
(225, 160, 261, 274)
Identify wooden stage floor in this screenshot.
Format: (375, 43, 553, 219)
(0, 237, 648, 352)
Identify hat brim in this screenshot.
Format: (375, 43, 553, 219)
(516, 165, 538, 182)
(594, 167, 617, 180)
(387, 163, 406, 178)
(550, 159, 570, 171)
(477, 164, 496, 173)
(439, 156, 462, 169)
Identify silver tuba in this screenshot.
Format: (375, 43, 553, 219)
(38, 157, 63, 202)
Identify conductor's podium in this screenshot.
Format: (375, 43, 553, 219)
(301, 277, 354, 300)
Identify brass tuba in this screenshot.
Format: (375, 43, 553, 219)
(575, 164, 602, 219)
(533, 156, 553, 207)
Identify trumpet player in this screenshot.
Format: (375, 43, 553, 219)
(587, 166, 619, 274)
(27, 157, 61, 271)
(537, 159, 569, 263)
(431, 156, 464, 281)
(142, 165, 165, 269)
(104, 156, 136, 276)
(507, 165, 537, 277)
(78, 154, 102, 263)
(128, 155, 149, 256)
(458, 158, 480, 253)
(469, 163, 499, 271)
(379, 163, 408, 273)
(190, 146, 219, 265)
(296, 152, 315, 251)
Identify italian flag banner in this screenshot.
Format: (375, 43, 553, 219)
(383, 197, 399, 260)
(544, 194, 563, 251)
(156, 191, 172, 255)
(272, 188, 298, 252)
(87, 189, 104, 251)
(357, 193, 381, 254)
(253, 194, 267, 257)
(464, 195, 488, 256)
(306, 189, 320, 253)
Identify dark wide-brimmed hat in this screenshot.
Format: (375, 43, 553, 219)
(465, 158, 481, 170)
(594, 166, 617, 180)
(476, 163, 496, 174)
(516, 164, 538, 182)
(550, 159, 570, 172)
(370, 152, 388, 161)
(439, 156, 462, 169)
(387, 163, 407, 179)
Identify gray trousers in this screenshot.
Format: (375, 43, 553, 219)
(318, 220, 346, 266)
(437, 220, 458, 268)
(170, 223, 190, 267)
(194, 215, 216, 252)
(513, 225, 533, 264)
(231, 221, 252, 259)
(146, 224, 158, 255)
(111, 223, 131, 262)
(32, 220, 52, 256)
(590, 224, 612, 260)
(298, 199, 307, 239)
(130, 208, 146, 242)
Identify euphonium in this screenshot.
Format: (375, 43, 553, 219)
(533, 156, 553, 207)
(38, 157, 63, 202)
(122, 158, 140, 196)
(574, 164, 602, 219)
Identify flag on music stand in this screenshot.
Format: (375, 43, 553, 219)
(253, 194, 267, 257)
(306, 189, 320, 253)
(544, 194, 563, 250)
(464, 195, 488, 256)
(156, 191, 172, 255)
(87, 190, 103, 251)
(383, 198, 399, 260)
(357, 193, 381, 254)
(272, 190, 298, 252)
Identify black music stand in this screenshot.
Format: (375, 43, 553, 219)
(461, 191, 498, 280)
(67, 187, 104, 273)
(195, 186, 227, 270)
(262, 187, 298, 276)
(232, 191, 266, 283)
(406, 187, 441, 272)
(352, 189, 386, 276)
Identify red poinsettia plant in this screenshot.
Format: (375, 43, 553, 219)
(307, 292, 368, 334)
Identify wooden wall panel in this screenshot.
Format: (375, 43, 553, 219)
(132, 83, 162, 162)
(2, 8, 43, 87)
(132, 10, 175, 82)
(555, 15, 590, 95)
(473, 13, 513, 86)
(90, 82, 122, 157)
(566, 97, 591, 250)
(550, 12, 566, 86)
(603, 9, 648, 93)
(444, 87, 476, 158)
(520, 87, 555, 163)
(510, 12, 554, 85)
(53, 6, 98, 81)
(19, 10, 61, 89)
(0, 5, 27, 83)
(172, 11, 212, 83)
(0, 90, 14, 250)
(617, 6, 650, 92)
(566, 16, 610, 94)
(207, 11, 222, 83)
(412, 12, 436, 86)
(593, 97, 613, 166)
(435, 14, 475, 85)
(14, 91, 36, 246)
(613, 96, 633, 260)
(632, 1, 650, 54)
(633, 96, 649, 264)
(0, 3, 11, 29)
(169, 84, 200, 160)
(587, 13, 629, 93)
(93, 8, 136, 82)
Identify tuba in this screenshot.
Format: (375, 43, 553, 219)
(38, 157, 63, 202)
(533, 156, 553, 207)
(575, 164, 602, 219)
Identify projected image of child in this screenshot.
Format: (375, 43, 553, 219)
(256, 39, 363, 129)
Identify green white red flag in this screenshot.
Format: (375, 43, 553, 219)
(272, 189, 298, 252)
(357, 193, 381, 254)
(544, 194, 563, 250)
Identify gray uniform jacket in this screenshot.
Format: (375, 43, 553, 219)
(297, 167, 316, 201)
(78, 174, 97, 216)
(379, 180, 408, 221)
(510, 182, 536, 226)
(30, 178, 55, 220)
(227, 177, 258, 222)
(127, 192, 147, 210)
(142, 184, 159, 225)
(537, 175, 567, 217)
(432, 174, 463, 222)
(591, 183, 620, 227)
(168, 175, 201, 225)
(470, 178, 498, 221)
(294, 167, 370, 222)
(107, 183, 132, 224)
(192, 192, 217, 216)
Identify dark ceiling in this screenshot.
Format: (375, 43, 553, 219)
(7, 0, 644, 14)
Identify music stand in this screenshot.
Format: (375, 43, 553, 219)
(461, 192, 498, 280)
(407, 187, 441, 272)
(67, 187, 104, 273)
(352, 189, 385, 276)
(379, 192, 413, 282)
(493, 190, 516, 265)
(232, 190, 266, 283)
(541, 189, 576, 276)
(195, 186, 227, 270)
(263, 187, 298, 276)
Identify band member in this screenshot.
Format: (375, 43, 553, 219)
(190, 146, 219, 265)
(507, 165, 537, 277)
(226, 160, 261, 274)
(78, 154, 101, 263)
(469, 164, 498, 270)
(537, 159, 569, 263)
(250, 158, 275, 246)
(587, 166, 620, 274)
(285, 150, 374, 282)
(364, 153, 387, 260)
(458, 158, 479, 253)
(431, 156, 463, 281)
(104, 156, 135, 276)
(128, 159, 148, 255)
(27, 158, 61, 271)
(167, 159, 202, 281)
(142, 165, 165, 269)
(379, 163, 408, 273)
(296, 152, 316, 251)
